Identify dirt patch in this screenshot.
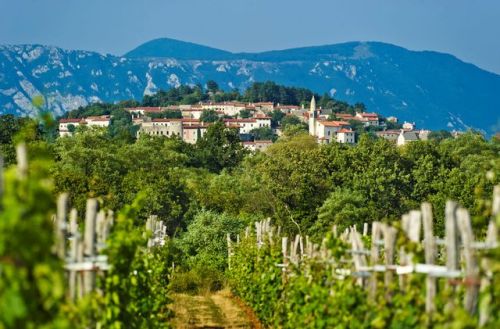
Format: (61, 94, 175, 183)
(169, 290, 261, 329)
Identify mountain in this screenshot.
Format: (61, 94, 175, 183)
(1, 39, 499, 134)
(125, 38, 234, 60)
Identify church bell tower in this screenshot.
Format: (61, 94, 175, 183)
(308, 96, 317, 136)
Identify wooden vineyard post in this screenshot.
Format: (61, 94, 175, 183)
(146, 216, 153, 248)
(16, 143, 28, 179)
(227, 233, 232, 270)
(382, 224, 397, 301)
(350, 229, 367, 287)
(103, 210, 114, 245)
(83, 198, 98, 295)
(55, 193, 69, 259)
(479, 186, 500, 326)
(400, 211, 421, 290)
(77, 232, 85, 299)
(255, 221, 262, 249)
(363, 222, 369, 236)
(445, 200, 459, 310)
(479, 220, 498, 326)
(445, 201, 459, 271)
(369, 222, 382, 300)
(299, 235, 304, 260)
(95, 211, 106, 253)
(422, 202, 436, 314)
(292, 234, 300, 265)
(282, 237, 289, 282)
(399, 213, 410, 289)
(68, 209, 79, 301)
(456, 207, 479, 315)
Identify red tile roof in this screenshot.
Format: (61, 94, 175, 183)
(182, 125, 208, 129)
(318, 120, 350, 127)
(60, 118, 83, 123)
(152, 118, 182, 122)
(86, 115, 110, 121)
(224, 118, 257, 123)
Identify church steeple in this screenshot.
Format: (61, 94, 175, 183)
(310, 96, 316, 115)
(309, 95, 317, 136)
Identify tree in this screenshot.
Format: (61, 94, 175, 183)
(250, 127, 274, 141)
(177, 211, 248, 273)
(196, 121, 247, 172)
(310, 188, 372, 237)
(146, 110, 183, 119)
(281, 115, 307, 131)
(206, 80, 219, 93)
(0, 115, 27, 165)
(200, 110, 220, 123)
(319, 92, 333, 109)
(109, 109, 137, 142)
(428, 130, 452, 141)
(239, 109, 252, 119)
(353, 102, 366, 112)
(270, 110, 285, 128)
(254, 134, 331, 232)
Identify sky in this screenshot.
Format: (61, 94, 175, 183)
(0, 0, 499, 74)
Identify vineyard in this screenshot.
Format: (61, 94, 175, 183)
(1, 116, 499, 328)
(227, 194, 500, 328)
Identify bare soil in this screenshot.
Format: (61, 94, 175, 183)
(169, 289, 262, 329)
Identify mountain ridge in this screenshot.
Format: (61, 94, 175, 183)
(1, 39, 499, 134)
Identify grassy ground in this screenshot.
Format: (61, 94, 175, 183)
(169, 289, 260, 329)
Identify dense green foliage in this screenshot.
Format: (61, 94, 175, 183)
(0, 86, 498, 327)
(0, 144, 68, 329)
(96, 196, 173, 328)
(228, 227, 500, 328)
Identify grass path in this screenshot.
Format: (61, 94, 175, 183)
(169, 289, 261, 329)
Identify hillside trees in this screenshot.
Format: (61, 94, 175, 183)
(0, 115, 29, 165)
(52, 132, 196, 233)
(250, 127, 274, 141)
(199, 109, 219, 123)
(195, 121, 247, 173)
(253, 134, 331, 231)
(242, 81, 317, 105)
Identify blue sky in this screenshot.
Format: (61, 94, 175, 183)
(1, 0, 499, 73)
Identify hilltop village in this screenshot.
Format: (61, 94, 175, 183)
(58, 96, 450, 150)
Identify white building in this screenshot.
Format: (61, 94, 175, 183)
(85, 116, 111, 127)
(202, 102, 247, 116)
(59, 118, 84, 137)
(138, 119, 183, 138)
(397, 130, 419, 146)
(376, 130, 400, 143)
(336, 129, 356, 144)
(308, 96, 356, 144)
(402, 121, 416, 130)
(355, 112, 379, 127)
(136, 118, 208, 144)
(59, 115, 111, 137)
(224, 117, 271, 134)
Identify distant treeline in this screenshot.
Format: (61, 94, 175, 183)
(62, 81, 366, 119)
